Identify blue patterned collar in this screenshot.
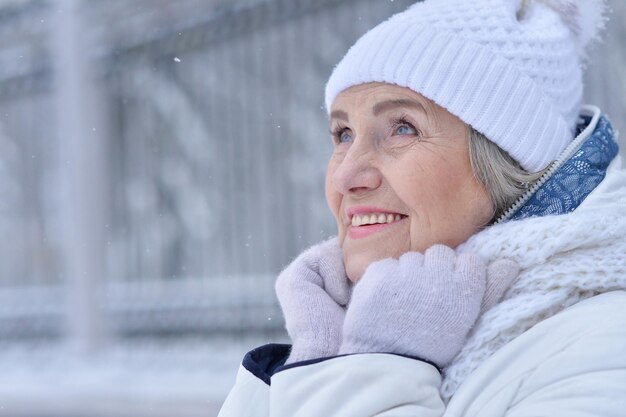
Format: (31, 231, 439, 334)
(497, 105, 620, 224)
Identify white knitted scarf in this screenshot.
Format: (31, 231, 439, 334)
(440, 161, 626, 402)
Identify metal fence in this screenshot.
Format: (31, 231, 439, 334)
(0, 0, 420, 341)
(0, 0, 625, 339)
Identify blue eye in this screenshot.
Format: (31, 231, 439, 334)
(330, 125, 353, 145)
(332, 128, 353, 144)
(396, 123, 416, 136)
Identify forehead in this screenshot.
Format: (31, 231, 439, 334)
(330, 82, 433, 117)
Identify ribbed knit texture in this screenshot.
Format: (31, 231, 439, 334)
(275, 237, 352, 365)
(440, 163, 626, 401)
(325, 0, 606, 172)
(339, 246, 487, 368)
(339, 246, 519, 369)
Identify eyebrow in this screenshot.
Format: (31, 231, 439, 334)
(329, 98, 427, 123)
(372, 99, 427, 116)
(330, 110, 349, 122)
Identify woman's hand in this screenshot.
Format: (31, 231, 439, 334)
(275, 237, 352, 364)
(338, 245, 518, 368)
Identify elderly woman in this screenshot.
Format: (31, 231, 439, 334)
(219, 0, 626, 415)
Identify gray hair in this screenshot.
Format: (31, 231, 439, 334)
(468, 127, 548, 223)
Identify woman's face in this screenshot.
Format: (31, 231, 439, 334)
(326, 83, 493, 282)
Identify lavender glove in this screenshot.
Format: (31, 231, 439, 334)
(275, 237, 352, 365)
(338, 245, 519, 368)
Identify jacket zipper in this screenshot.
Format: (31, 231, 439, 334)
(494, 105, 602, 224)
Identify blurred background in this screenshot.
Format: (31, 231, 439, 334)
(0, 0, 623, 415)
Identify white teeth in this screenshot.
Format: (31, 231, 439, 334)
(350, 212, 405, 226)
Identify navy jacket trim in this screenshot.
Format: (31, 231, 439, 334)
(275, 351, 442, 374)
(242, 343, 291, 386)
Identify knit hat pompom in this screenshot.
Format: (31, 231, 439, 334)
(516, 0, 608, 57)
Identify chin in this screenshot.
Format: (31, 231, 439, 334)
(343, 234, 411, 282)
(343, 252, 365, 283)
(344, 249, 391, 283)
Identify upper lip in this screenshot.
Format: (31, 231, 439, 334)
(345, 205, 407, 221)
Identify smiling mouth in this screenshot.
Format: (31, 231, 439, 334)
(350, 212, 408, 227)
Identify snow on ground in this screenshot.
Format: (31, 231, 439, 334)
(0, 334, 288, 417)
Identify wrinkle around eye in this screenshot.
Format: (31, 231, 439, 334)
(382, 130, 434, 157)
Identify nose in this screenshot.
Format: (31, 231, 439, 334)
(331, 140, 382, 196)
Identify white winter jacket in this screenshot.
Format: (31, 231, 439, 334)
(220, 291, 626, 417)
(218, 107, 626, 417)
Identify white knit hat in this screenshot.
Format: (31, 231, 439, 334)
(325, 0, 606, 172)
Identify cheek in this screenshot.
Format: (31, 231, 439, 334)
(392, 153, 491, 250)
(325, 160, 344, 235)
